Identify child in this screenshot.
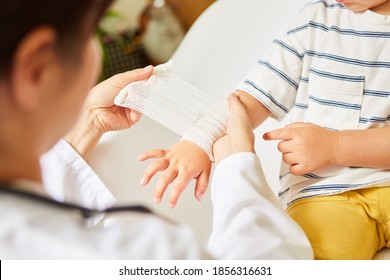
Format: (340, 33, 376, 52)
(140, 0, 390, 259)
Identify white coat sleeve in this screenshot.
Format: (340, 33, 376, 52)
(207, 152, 314, 259)
(40, 139, 116, 209)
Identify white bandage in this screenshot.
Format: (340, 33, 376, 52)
(114, 61, 229, 160)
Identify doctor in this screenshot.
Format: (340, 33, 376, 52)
(0, 0, 312, 259)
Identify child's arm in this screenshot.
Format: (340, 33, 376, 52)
(264, 122, 390, 176)
(334, 127, 390, 169)
(139, 90, 271, 207)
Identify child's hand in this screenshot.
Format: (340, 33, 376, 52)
(139, 140, 212, 208)
(263, 122, 338, 176)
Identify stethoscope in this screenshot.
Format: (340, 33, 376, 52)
(0, 185, 154, 219)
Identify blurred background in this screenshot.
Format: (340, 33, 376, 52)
(98, 0, 215, 79)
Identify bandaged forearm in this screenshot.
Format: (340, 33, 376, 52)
(114, 61, 229, 160)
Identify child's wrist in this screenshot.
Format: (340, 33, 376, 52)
(330, 130, 342, 166)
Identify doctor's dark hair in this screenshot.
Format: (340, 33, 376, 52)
(0, 0, 115, 76)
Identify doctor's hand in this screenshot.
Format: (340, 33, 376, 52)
(66, 66, 153, 159)
(212, 94, 256, 165)
(139, 141, 211, 208)
(263, 122, 338, 176)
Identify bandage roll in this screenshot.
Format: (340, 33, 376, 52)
(114, 61, 229, 160)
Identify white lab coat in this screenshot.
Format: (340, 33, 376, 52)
(208, 152, 313, 259)
(0, 140, 313, 259)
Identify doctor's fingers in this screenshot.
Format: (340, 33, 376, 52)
(128, 109, 142, 125)
(140, 158, 169, 185)
(154, 169, 178, 204)
(106, 65, 153, 88)
(227, 94, 251, 125)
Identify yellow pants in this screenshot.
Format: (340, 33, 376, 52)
(287, 187, 390, 259)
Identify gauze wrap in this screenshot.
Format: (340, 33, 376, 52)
(114, 61, 229, 160)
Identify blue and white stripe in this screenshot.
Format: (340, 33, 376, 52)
(258, 60, 299, 89)
(243, 79, 289, 114)
(237, 0, 390, 206)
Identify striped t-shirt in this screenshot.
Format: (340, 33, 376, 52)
(237, 0, 390, 207)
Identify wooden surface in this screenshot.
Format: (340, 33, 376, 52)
(166, 0, 216, 30)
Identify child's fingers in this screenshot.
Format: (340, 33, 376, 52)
(285, 122, 308, 128)
(168, 175, 192, 208)
(289, 164, 306, 176)
(138, 149, 166, 161)
(263, 128, 292, 141)
(154, 169, 178, 204)
(141, 158, 169, 185)
(194, 171, 210, 201)
(277, 139, 293, 153)
(282, 152, 296, 165)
